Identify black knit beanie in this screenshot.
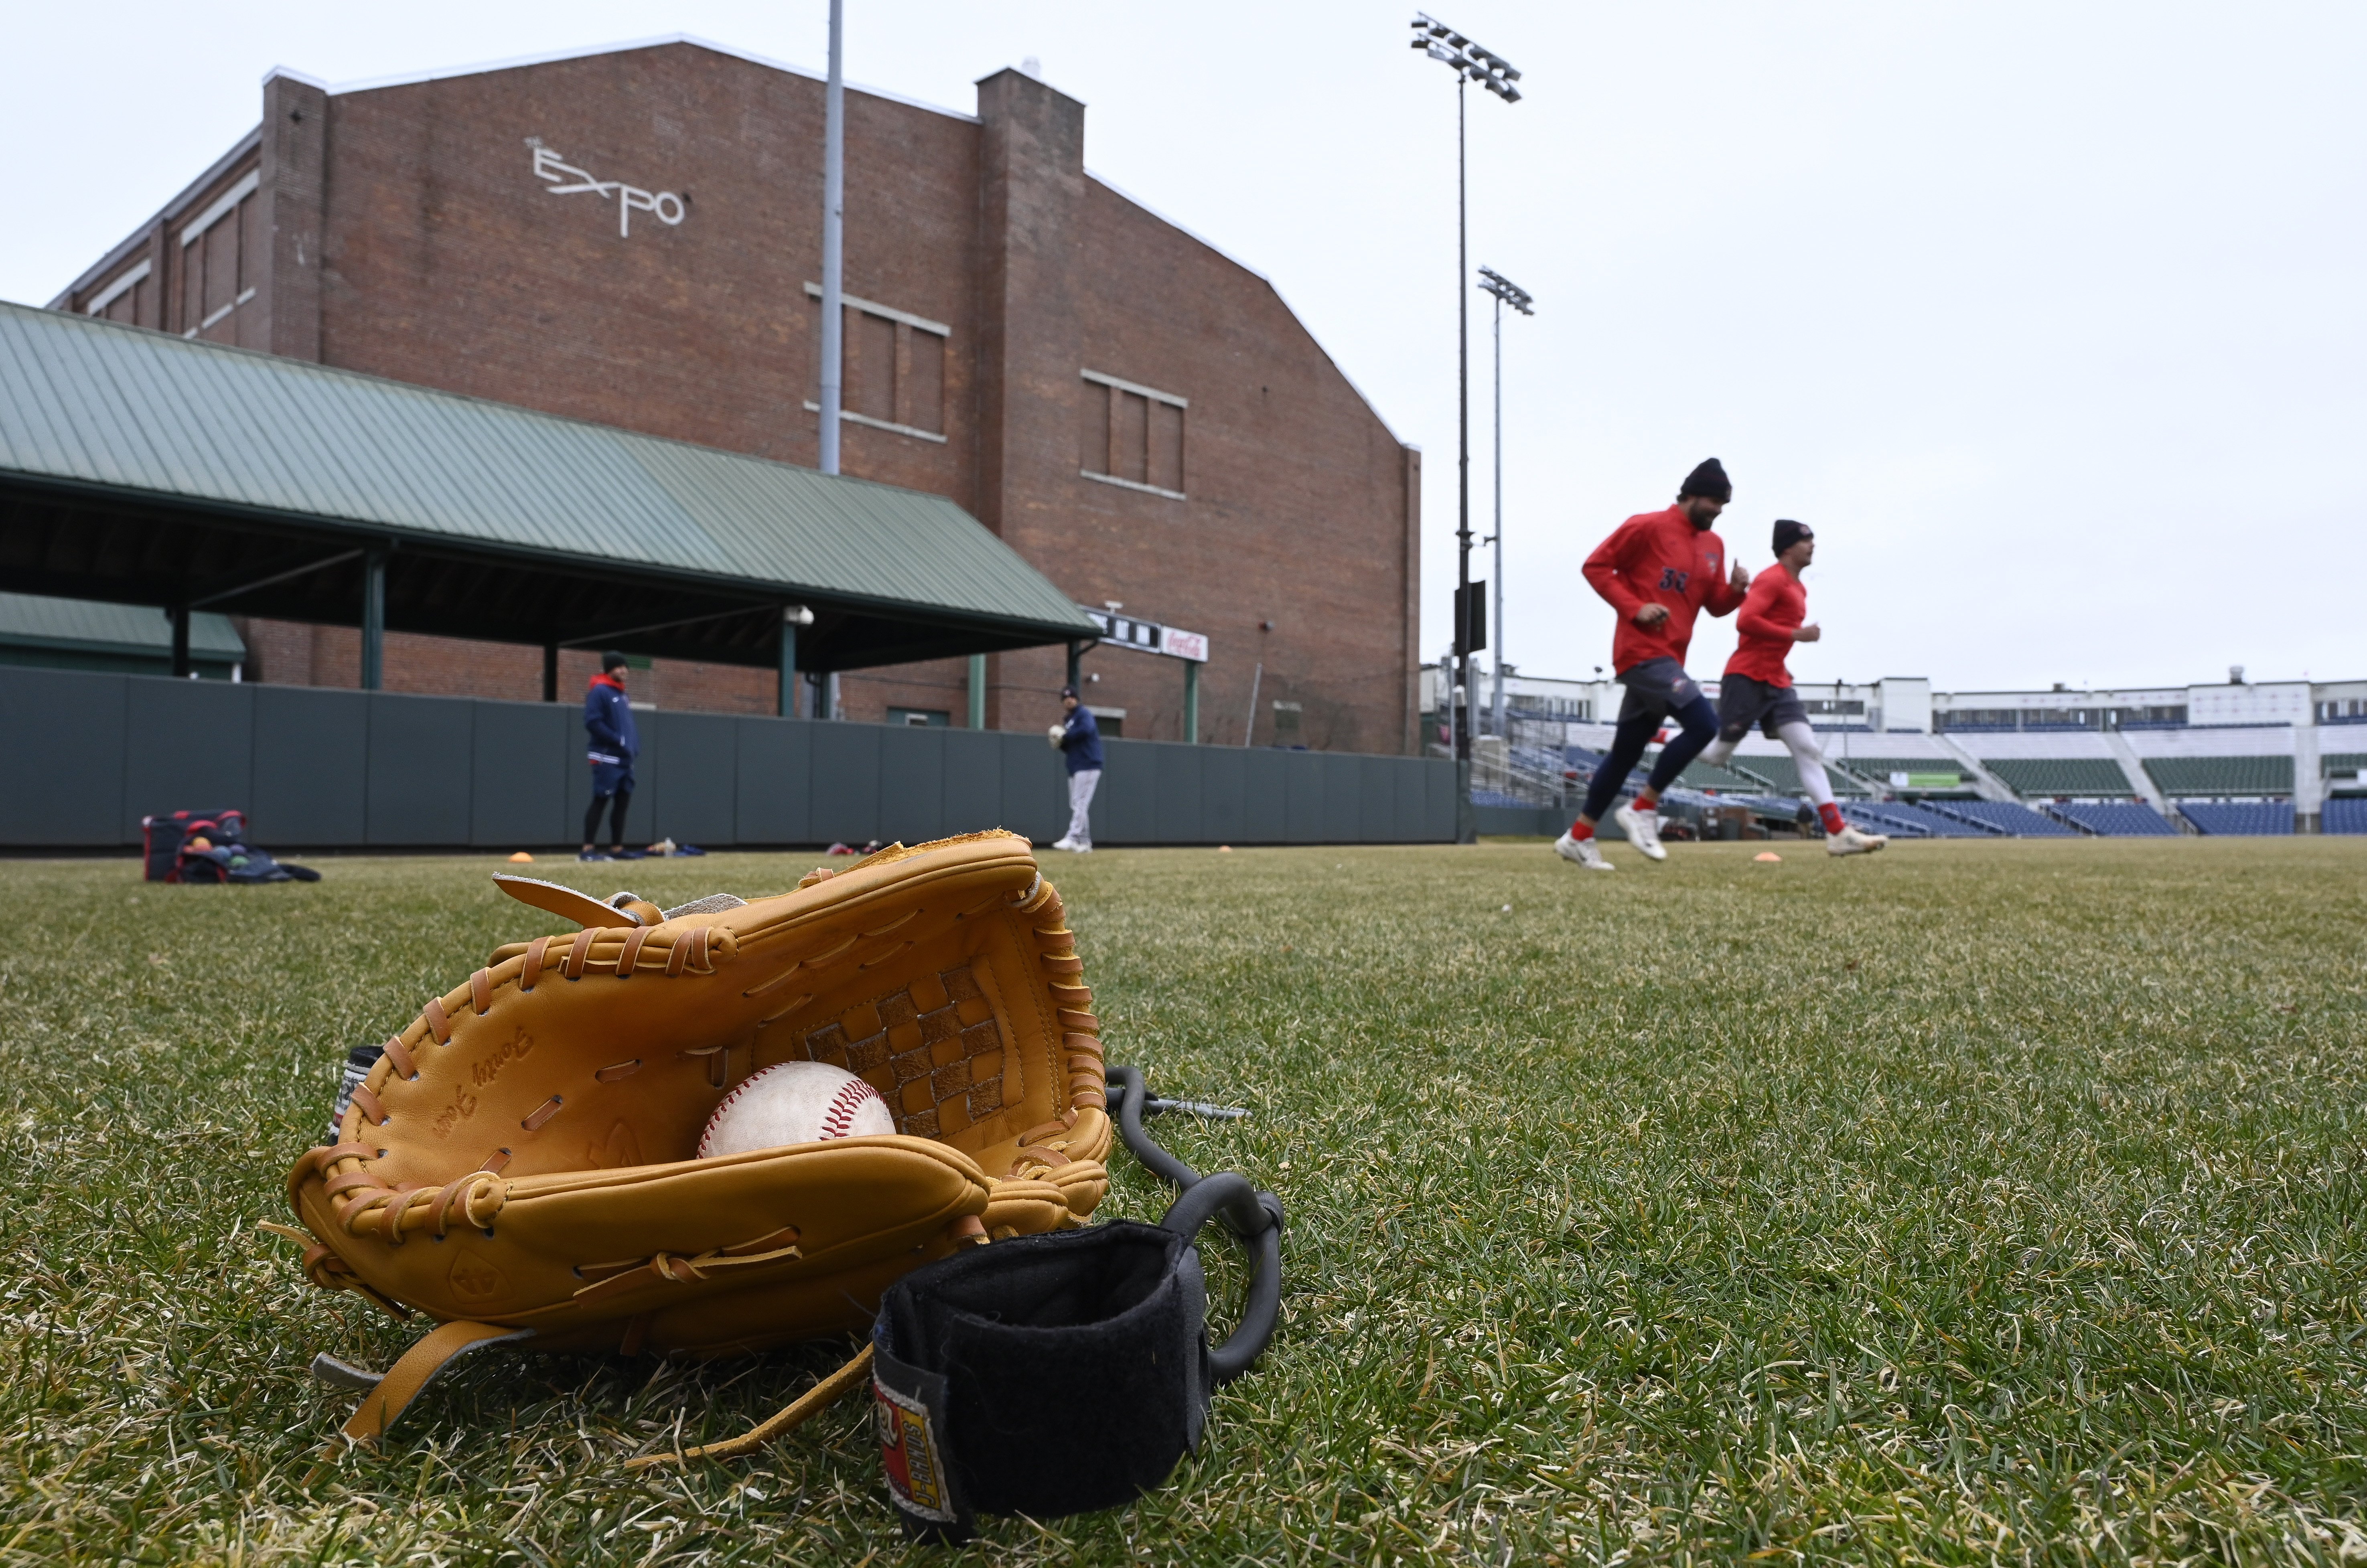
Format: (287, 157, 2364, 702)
(1679, 458, 1732, 503)
(1773, 519, 1813, 556)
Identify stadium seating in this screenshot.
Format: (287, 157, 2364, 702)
(2178, 800, 2294, 835)
(2053, 802, 2178, 836)
(2144, 756, 2294, 795)
(1830, 758, 1971, 790)
(1931, 800, 2077, 836)
(2325, 798, 2367, 835)
(1986, 758, 2135, 797)
(1843, 802, 1985, 838)
(1730, 752, 1869, 796)
(2323, 753, 2367, 789)
(1676, 758, 1771, 793)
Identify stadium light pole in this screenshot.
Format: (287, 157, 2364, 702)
(1411, 13, 1519, 840)
(1479, 265, 1532, 747)
(817, 0, 846, 478)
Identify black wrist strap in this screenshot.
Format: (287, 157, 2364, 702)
(872, 1066, 1282, 1542)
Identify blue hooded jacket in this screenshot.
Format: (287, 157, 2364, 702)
(584, 673, 639, 764)
(1059, 703, 1103, 774)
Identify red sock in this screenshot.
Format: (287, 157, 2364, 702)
(1635, 788, 1660, 810)
(1818, 802, 1846, 835)
(1568, 820, 1595, 842)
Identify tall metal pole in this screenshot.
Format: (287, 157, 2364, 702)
(1454, 74, 1471, 766)
(817, 0, 846, 477)
(1491, 287, 1505, 742)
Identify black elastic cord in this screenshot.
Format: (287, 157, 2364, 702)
(1107, 1065, 1284, 1384)
(1108, 1065, 1201, 1190)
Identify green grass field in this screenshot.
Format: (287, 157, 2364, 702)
(4, 837, 2366, 1564)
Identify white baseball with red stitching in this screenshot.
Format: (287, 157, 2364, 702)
(698, 1061, 894, 1159)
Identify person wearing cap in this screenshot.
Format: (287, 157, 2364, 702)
(1700, 520, 1887, 856)
(1049, 685, 1103, 853)
(1556, 458, 1750, 871)
(580, 651, 640, 861)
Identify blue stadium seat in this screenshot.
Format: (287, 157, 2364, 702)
(2322, 798, 2367, 835)
(1929, 800, 2077, 836)
(2055, 802, 2178, 836)
(2178, 801, 2294, 836)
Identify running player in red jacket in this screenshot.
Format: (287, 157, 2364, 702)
(1555, 458, 1749, 871)
(1698, 519, 1887, 856)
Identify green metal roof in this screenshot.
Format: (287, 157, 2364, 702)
(0, 302, 1094, 640)
(0, 591, 244, 658)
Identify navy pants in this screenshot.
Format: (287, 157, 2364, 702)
(1580, 695, 1718, 822)
(586, 760, 635, 846)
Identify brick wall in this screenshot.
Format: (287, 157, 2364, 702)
(62, 41, 1420, 750)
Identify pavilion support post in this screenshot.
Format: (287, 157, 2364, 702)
(1065, 641, 1083, 694)
(542, 643, 558, 703)
(1183, 658, 1200, 744)
(779, 618, 799, 718)
(169, 604, 191, 679)
(968, 654, 987, 730)
(360, 549, 387, 691)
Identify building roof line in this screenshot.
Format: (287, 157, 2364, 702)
(1083, 170, 1410, 452)
(46, 127, 263, 312)
(314, 33, 981, 124)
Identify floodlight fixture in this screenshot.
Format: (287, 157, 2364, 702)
(1478, 265, 1533, 316)
(1409, 11, 1524, 821)
(1410, 12, 1521, 101)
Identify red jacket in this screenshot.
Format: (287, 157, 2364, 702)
(1725, 566, 1806, 687)
(1582, 505, 1743, 673)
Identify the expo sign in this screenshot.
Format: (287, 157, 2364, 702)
(527, 141, 686, 237)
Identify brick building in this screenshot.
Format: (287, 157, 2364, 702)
(52, 38, 1422, 752)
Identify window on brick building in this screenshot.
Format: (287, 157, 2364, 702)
(177, 169, 261, 346)
(803, 283, 949, 442)
(887, 707, 950, 727)
(1079, 370, 1186, 500)
(83, 259, 152, 325)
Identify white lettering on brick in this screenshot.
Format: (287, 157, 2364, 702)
(528, 142, 686, 237)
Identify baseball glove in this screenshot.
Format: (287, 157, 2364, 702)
(279, 830, 1109, 1454)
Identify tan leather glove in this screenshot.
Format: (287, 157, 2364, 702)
(282, 831, 1109, 1450)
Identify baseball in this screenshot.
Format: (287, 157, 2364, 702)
(698, 1062, 895, 1159)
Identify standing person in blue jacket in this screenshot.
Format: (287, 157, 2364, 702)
(581, 651, 640, 861)
(1049, 684, 1102, 853)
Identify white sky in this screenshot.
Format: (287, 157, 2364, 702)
(6, 3, 2361, 692)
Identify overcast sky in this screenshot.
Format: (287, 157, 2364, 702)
(6, 3, 2361, 693)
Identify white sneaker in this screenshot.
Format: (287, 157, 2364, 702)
(1554, 831, 1614, 871)
(1827, 825, 1889, 856)
(1051, 836, 1079, 852)
(1615, 801, 1667, 861)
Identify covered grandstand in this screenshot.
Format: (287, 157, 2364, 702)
(1985, 758, 2134, 797)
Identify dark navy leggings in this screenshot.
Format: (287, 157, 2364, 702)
(584, 788, 631, 847)
(1580, 695, 1718, 822)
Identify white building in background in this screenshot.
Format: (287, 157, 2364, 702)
(1424, 664, 2367, 740)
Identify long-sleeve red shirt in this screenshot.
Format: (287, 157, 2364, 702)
(1725, 565, 1807, 687)
(1582, 504, 1744, 674)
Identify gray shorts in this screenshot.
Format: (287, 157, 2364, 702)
(1716, 674, 1810, 743)
(1616, 656, 1705, 723)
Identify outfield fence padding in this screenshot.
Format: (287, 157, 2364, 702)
(4, 668, 1456, 850)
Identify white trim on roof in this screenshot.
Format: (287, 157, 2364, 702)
(83, 260, 150, 316)
(47, 130, 260, 309)
(180, 171, 261, 247)
(319, 33, 979, 124)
